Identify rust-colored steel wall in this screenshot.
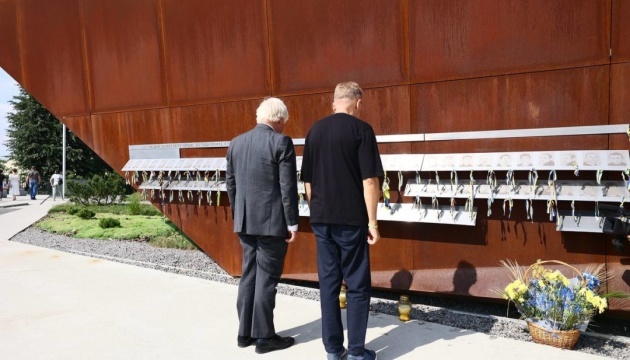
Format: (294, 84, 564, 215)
(1, 0, 629, 314)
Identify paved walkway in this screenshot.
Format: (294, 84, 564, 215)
(0, 198, 612, 359)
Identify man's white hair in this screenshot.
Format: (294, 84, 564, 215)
(334, 81, 363, 100)
(256, 97, 289, 124)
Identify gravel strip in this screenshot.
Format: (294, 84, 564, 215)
(11, 228, 630, 360)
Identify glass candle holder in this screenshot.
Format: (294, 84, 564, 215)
(398, 295, 412, 321)
(339, 284, 347, 309)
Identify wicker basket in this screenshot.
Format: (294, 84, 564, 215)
(527, 321, 581, 349)
(523, 260, 585, 349)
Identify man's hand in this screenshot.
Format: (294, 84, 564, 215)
(286, 230, 298, 243)
(367, 227, 380, 245)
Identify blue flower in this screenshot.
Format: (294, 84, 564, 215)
(582, 272, 600, 291)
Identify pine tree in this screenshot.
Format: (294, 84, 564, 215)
(6, 87, 112, 179)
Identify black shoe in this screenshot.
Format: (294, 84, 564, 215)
(255, 334, 295, 354)
(237, 335, 255, 348)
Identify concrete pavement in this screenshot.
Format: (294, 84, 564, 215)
(0, 199, 613, 359)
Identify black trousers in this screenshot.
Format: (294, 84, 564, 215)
(312, 224, 371, 357)
(237, 234, 288, 339)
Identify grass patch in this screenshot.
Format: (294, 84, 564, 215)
(48, 202, 160, 216)
(37, 213, 197, 250)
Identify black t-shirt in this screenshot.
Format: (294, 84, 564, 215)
(301, 113, 383, 226)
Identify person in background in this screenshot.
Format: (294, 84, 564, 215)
(226, 97, 299, 355)
(0, 169, 5, 200)
(301, 82, 383, 360)
(49, 170, 64, 201)
(27, 166, 41, 200)
(8, 169, 21, 201)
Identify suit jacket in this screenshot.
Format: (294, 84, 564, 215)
(226, 124, 299, 237)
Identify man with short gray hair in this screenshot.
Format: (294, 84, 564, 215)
(302, 82, 383, 360)
(226, 97, 299, 354)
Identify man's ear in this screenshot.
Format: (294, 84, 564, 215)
(356, 98, 362, 110)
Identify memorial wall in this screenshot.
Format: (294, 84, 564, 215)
(1, 0, 629, 315)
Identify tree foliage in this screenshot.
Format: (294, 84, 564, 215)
(6, 87, 112, 179)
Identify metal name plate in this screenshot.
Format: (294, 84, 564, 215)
(130, 141, 231, 150)
(298, 202, 477, 225)
(403, 179, 629, 202)
(556, 211, 606, 233)
(122, 158, 227, 171)
(419, 150, 629, 171)
(380, 154, 425, 171)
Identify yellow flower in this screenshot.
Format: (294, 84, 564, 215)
(598, 298, 608, 313)
(504, 280, 527, 300)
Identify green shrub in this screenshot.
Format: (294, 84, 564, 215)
(128, 192, 142, 215)
(48, 204, 77, 214)
(67, 173, 126, 206)
(76, 209, 95, 220)
(67, 207, 80, 215)
(99, 217, 121, 229)
(140, 205, 161, 216)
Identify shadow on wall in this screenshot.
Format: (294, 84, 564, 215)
(390, 268, 413, 291)
(451, 260, 477, 296)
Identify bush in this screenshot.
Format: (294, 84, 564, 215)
(140, 206, 161, 216)
(67, 207, 80, 215)
(67, 173, 126, 206)
(128, 192, 142, 215)
(76, 208, 95, 220)
(48, 204, 77, 214)
(99, 217, 121, 229)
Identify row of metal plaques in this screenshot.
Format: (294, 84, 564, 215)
(125, 150, 629, 231)
(122, 150, 630, 172)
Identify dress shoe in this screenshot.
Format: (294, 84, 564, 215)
(255, 334, 295, 354)
(237, 335, 255, 348)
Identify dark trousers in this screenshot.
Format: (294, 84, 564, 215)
(312, 224, 371, 357)
(237, 234, 288, 339)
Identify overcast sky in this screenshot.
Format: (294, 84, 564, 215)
(0, 68, 19, 159)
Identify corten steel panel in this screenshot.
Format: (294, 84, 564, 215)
(612, 0, 630, 63)
(18, 0, 89, 116)
(168, 100, 262, 144)
(90, 113, 130, 172)
(606, 260, 630, 312)
(162, 0, 270, 105)
(283, 86, 412, 155)
(82, 0, 166, 112)
(283, 222, 416, 288)
(62, 116, 94, 151)
(608, 62, 630, 310)
(0, 0, 21, 83)
(101, 109, 168, 176)
(609, 63, 630, 150)
(90, 109, 171, 172)
(162, 203, 241, 275)
(268, 0, 409, 95)
(125, 108, 172, 146)
(410, 66, 609, 137)
(282, 220, 318, 277)
(408, 202, 608, 297)
(180, 148, 231, 158)
(410, 0, 611, 83)
(411, 135, 611, 155)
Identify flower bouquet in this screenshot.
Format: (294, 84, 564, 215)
(501, 259, 609, 349)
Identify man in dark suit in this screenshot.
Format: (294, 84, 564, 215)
(226, 97, 299, 354)
(301, 82, 383, 360)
